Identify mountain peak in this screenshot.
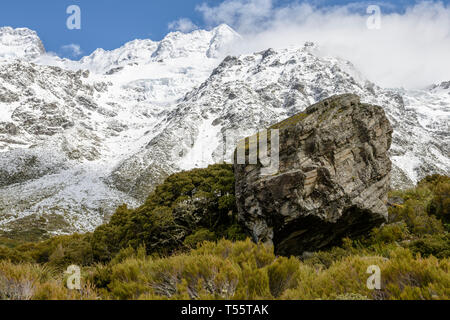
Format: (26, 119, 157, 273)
(211, 24, 239, 36)
(74, 24, 240, 74)
(0, 26, 45, 61)
(151, 24, 240, 60)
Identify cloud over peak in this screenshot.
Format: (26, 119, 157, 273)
(168, 18, 199, 33)
(196, 0, 450, 89)
(61, 43, 83, 57)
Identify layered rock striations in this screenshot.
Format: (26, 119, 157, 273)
(234, 94, 393, 256)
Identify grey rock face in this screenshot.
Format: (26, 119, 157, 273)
(234, 94, 393, 256)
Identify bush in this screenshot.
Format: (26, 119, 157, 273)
(426, 176, 450, 225)
(374, 248, 450, 300)
(183, 229, 217, 248)
(101, 239, 450, 300)
(267, 257, 301, 297)
(370, 222, 410, 244)
(408, 234, 450, 259)
(0, 260, 98, 300)
(90, 164, 247, 261)
(387, 175, 449, 237)
(389, 199, 444, 235)
(1, 239, 449, 300)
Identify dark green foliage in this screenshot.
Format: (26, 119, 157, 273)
(388, 174, 449, 236)
(423, 175, 450, 226)
(408, 234, 450, 259)
(370, 222, 410, 244)
(0, 164, 247, 267)
(9, 234, 93, 268)
(90, 164, 247, 261)
(183, 229, 217, 248)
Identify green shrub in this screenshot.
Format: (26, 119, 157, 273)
(426, 176, 450, 225)
(90, 164, 247, 261)
(1, 239, 449, 300)
(369, 222, 410, 244)
(183, 229, 217, 248)
(389, 199, 444, 235)
(408, 234, 450, 259)
(267, 257, 301, 297)
(374, 247, 450, 300)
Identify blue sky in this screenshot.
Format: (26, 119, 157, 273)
(0, 0, 447, 58)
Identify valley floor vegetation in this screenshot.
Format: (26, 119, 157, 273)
(0, 164, 448, 300)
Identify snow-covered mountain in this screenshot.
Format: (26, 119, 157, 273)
(0, 26, 448, 237)
(0, 27, 45, 62)
(118, 44, 449, 198)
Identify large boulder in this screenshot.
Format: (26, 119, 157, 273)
(234, 94, 393, 256)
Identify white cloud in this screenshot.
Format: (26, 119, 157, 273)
(196, 0, 450, 89)
(61, 43, 83, 57)
(197, 0, 273, 33)
(168, 18, 198, 33)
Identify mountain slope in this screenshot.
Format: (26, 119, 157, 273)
(113, 44, 449, 199)
(0, 26, 448, 236)
(0, 25, 241, 235)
